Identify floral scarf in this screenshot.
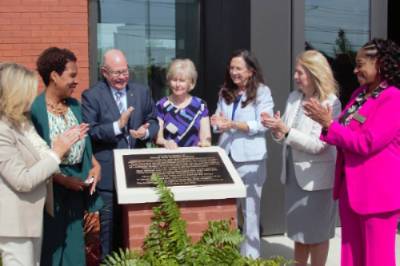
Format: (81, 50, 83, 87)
(339, 85, 386, 125)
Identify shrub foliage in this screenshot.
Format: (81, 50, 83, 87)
(102, 174, 289, 266)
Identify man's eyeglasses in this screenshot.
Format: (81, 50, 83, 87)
(105, 68, 129, 77)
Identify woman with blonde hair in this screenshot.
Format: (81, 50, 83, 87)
(155, 58, 211, 148)
(261, 50, 341, 266)
(0, 63, 82, 266)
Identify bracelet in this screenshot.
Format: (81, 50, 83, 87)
(323, 120, 333, 130)
(321, 120, 333, 135)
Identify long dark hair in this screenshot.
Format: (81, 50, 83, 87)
(220, 49, 265, 107)
(361, 38, 400, 88)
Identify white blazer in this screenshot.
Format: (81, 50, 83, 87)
(279, 90, 341, 191)
(215, 84, 274, 162)
(0, 119, 59, 237)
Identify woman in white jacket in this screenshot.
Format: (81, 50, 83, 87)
(0, 63, 83, 266)
(261, 50, 341, 266)
(211, 49, 274, 258)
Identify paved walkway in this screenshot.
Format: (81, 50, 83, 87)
(261, 228, 400, 265)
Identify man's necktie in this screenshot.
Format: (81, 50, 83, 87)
(115, 91, 125, 113)
(115, 91, 131, 147)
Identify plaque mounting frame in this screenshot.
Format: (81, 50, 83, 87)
(113, 146, 246, 204)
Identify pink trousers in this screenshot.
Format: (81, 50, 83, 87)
(339, 186, 399, 266)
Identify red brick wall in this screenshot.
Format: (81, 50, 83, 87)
(0, 0, 89, 98)
(123, 199, 238, 250)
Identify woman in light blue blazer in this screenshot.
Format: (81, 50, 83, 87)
(261, 50, 341, 266)
(211, 49, 274, 258)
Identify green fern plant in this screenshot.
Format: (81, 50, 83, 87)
(102, 174, 290, 266)
(141, 174, 190, 265)
(102, 248, 145, 266)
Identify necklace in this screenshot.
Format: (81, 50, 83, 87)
(46, 100, 68, 116)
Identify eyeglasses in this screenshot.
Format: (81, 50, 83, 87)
(105, 67, 129, 77)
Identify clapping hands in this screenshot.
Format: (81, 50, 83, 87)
(130, 123, 150, 139)
(303, 98, 333, 129)
(260, 111, 289, 140)
(210, 112, 232, 132)
(52, 123, 89, 159)
(118, 107, 134, 129)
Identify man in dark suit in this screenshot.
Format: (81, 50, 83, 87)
(81, 49, 159, 259)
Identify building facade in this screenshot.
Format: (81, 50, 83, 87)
(0, 0, 394, 235)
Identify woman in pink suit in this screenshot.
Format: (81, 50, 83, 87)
(303, 38, 400, 266)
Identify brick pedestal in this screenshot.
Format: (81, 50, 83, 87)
(122, 198, 237, 250)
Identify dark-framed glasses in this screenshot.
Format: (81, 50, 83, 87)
(105, 67, 129, 77)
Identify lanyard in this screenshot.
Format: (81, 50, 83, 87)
(231, 95, 242, 120)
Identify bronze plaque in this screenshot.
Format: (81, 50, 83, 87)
(123, 152, 234, 187)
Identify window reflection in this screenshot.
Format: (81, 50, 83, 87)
(97, 0, 200, 101)
(305, 0, 370, 105)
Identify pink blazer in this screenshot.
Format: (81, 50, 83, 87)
(321, 85, 400, 215)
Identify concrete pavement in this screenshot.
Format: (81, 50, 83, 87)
(261, 228, 400, 265)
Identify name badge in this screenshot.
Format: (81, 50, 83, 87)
(353, 112, 366, 123)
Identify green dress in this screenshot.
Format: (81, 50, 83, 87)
(30, 93, 103, 266)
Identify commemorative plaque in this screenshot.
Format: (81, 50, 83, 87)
(123, 152, 233, 188)
(113, 146, 245, 204)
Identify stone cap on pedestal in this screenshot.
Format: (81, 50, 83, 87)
(113, 146, 246, 204)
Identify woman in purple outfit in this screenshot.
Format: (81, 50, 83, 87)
(155, 59, 211, 148)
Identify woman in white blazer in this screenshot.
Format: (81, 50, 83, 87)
(0, 63, 82, 266)
(261, 50, 341, 266)
(211, 50, 274, 258)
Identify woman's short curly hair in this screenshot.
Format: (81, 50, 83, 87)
(361, 38, 400, 88)
(36, 47, 77, 86)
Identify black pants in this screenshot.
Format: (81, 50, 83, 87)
(98, 189, 122, 260)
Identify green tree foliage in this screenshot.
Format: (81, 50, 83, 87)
(102, 174, 289, 266)
(334, 29, 356, 60)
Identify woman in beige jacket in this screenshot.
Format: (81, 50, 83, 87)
(0, 63, 83, 266)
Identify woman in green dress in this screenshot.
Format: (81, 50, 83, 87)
(31, 47, 103, 266)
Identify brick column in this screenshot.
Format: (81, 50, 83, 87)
(0, 0, 89, 97)
(122, 198, 238, 250)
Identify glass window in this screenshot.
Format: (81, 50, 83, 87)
(304, 0, 370, 105)
(96, 0, 200, 101)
